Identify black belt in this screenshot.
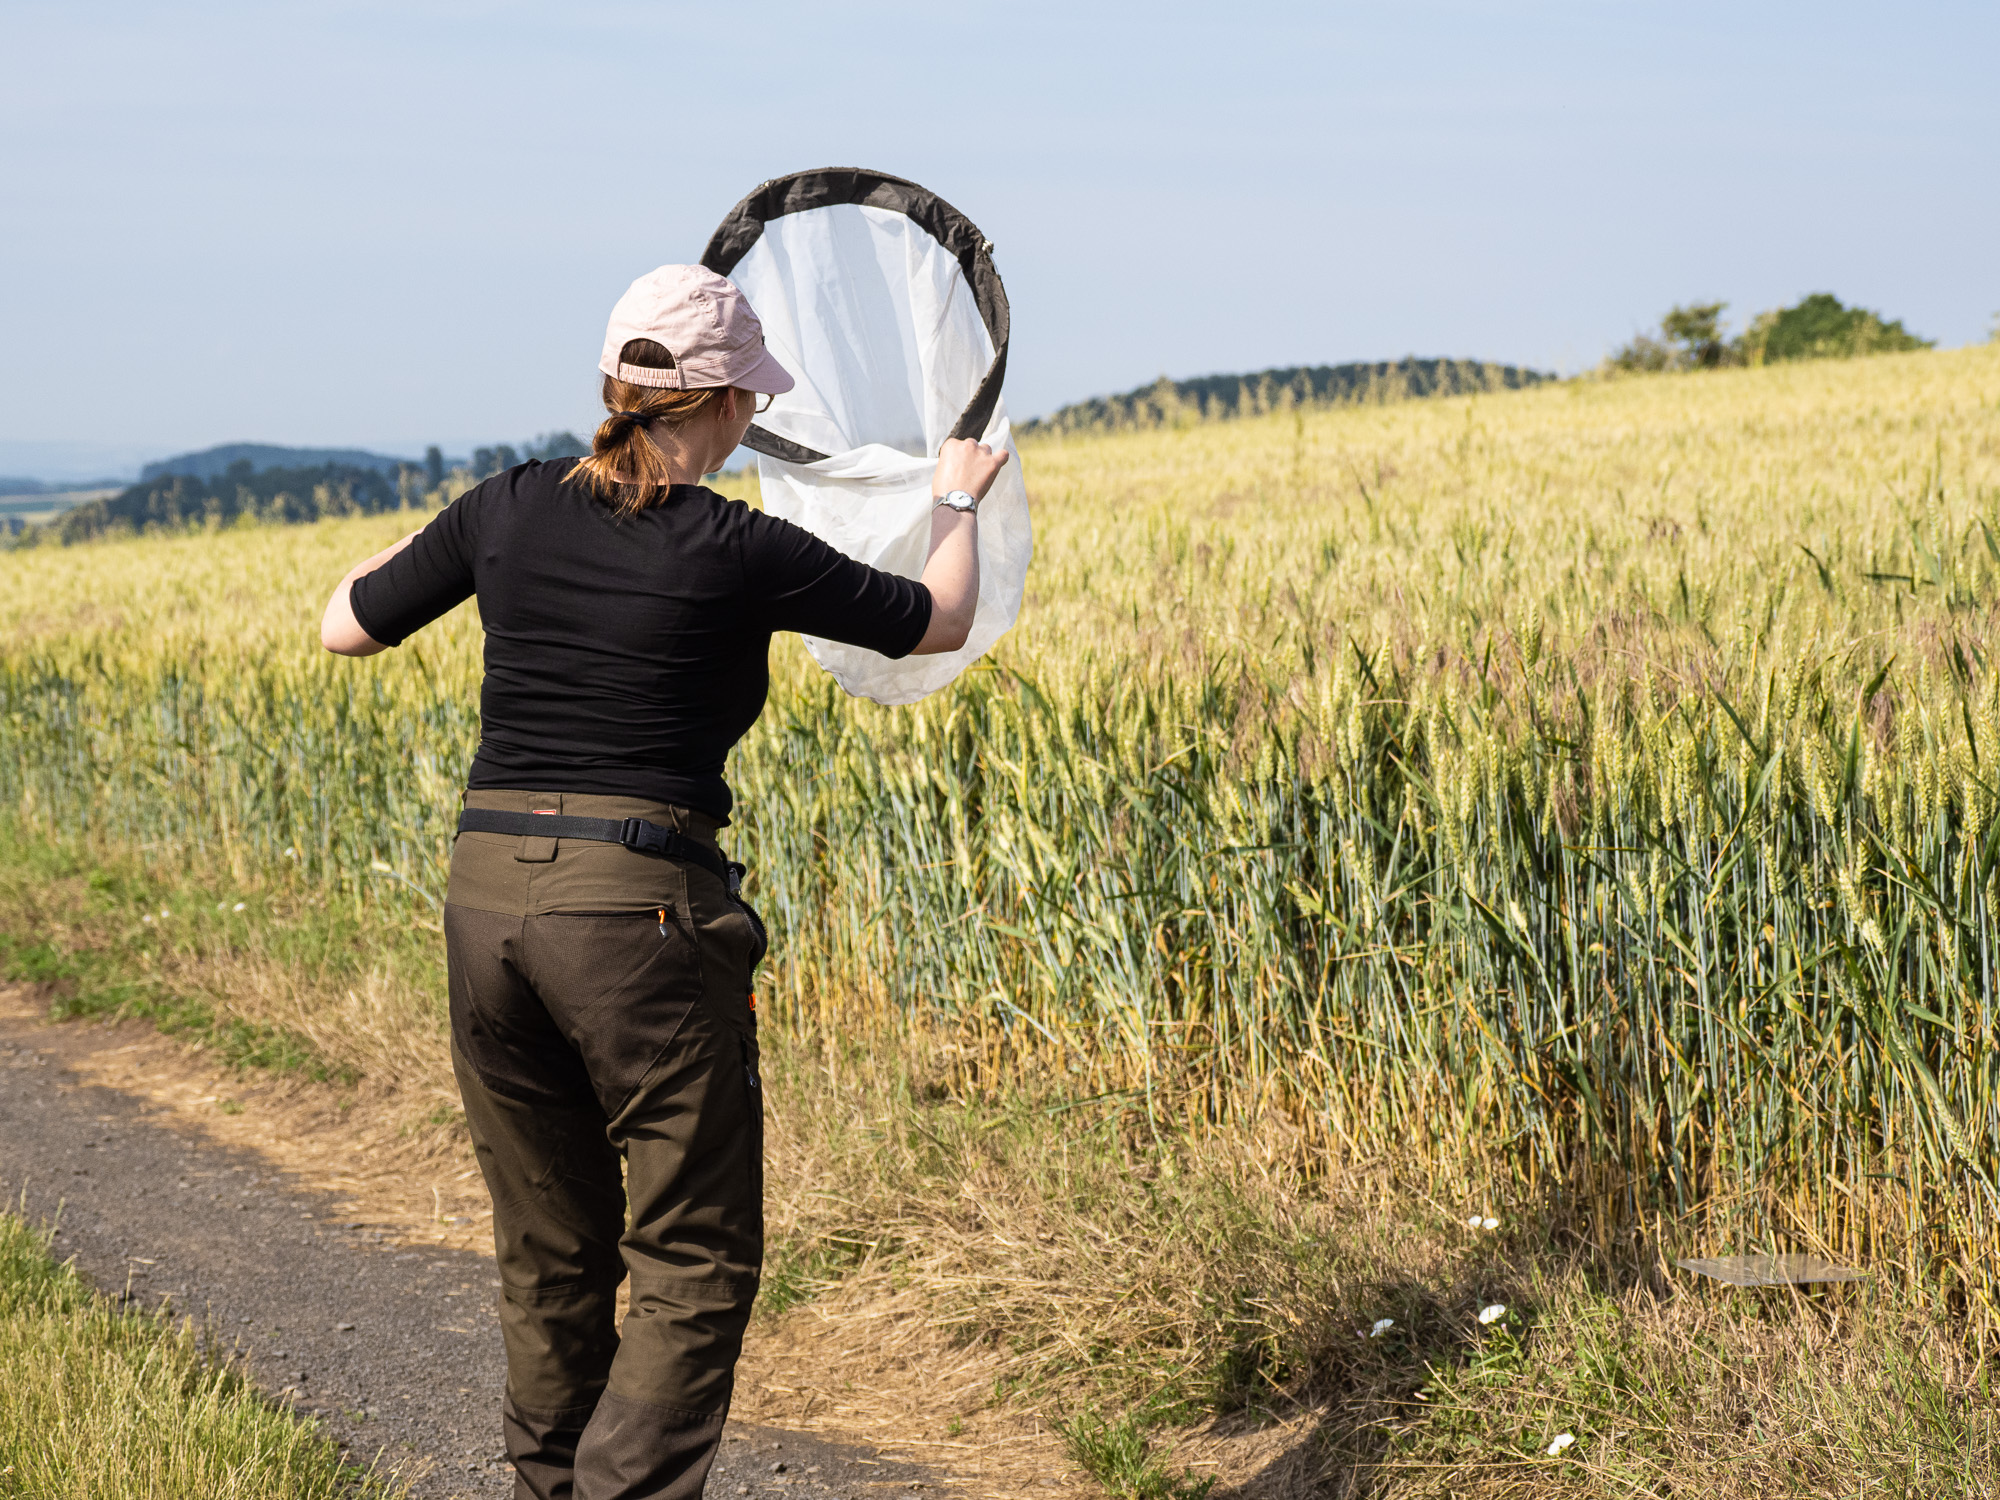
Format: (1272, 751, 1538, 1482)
(456, 809, 735, 889)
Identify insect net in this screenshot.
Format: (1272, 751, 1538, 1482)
(702, 169, 1032, 705)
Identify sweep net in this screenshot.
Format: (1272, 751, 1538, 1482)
(703, 170, 1032, 706)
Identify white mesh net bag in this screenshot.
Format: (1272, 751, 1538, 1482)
(702, 169, 1032, 706)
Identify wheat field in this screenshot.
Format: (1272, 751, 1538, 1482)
(4, 346, 1999, 1333)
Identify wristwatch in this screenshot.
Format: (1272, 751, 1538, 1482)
(933, 489, 979, 515)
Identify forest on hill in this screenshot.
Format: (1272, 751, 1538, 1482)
(1022, 357, 1549, 436)
(47, 461, 420, 544)
(139, 444, 414, 483)
(19, 432, 592, 547)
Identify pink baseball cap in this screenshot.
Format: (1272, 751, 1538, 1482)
(598, 264, 795, 394)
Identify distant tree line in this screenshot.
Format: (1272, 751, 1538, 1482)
(1022, 358, 1551, 436)
(44, 460, 421, 545)
(1606, 292, 1932, 374)
(16, 429, 594, 548)
(461, 430, 590, 484)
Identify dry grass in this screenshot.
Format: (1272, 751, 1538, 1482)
(2, 824, 1994, 1497)
(754, 1018, 2000, 1498)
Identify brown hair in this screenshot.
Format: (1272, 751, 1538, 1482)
(566, 338, 727, 515)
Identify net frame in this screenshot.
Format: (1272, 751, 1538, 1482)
(699, 167, 1011, 464)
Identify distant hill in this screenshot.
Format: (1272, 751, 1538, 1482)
(0, 476, 123, 497)
(1023, 358, 1556, 436)
(52, 461, 416, 545)
(140, 443, 417, 482)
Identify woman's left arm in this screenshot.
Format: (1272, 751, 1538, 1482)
(320, 531, 422, 656)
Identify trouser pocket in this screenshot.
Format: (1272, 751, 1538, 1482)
(723, 862, 769, 970)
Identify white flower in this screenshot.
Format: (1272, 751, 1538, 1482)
(1547, 1433, 1575, 1456)
(1478, 1303, 1506, 1324)
(141, 914, 153, 924)
(215, 902, 225, 912)
(1466, 1215, 1483, 1229)
(1482, 1217, 1499, 1231)
(283, 847, 298, 859)
(1367, 1318, 1394, 1338)
(233, 902, 246, 912)
(159, 908, 170, 919)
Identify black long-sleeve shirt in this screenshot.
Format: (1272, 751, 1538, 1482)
(349, 459, 930, 819)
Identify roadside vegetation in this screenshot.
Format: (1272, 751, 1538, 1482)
(0, 1209, 394, 1499)
(2, 343, 1998, 1492)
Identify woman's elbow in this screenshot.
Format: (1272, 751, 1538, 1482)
(916, 600, 975, 655)
(320, 605, 386, 657)
(909, 619, 970, 657)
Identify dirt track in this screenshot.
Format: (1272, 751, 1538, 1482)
(0, 1000, 943, 1499)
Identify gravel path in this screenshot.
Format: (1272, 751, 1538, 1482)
(0, 1013, 941, 1499)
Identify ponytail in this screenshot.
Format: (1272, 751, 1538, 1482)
(566, 338, 726, 516)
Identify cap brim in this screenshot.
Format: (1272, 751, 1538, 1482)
(733, 345, 795, 395)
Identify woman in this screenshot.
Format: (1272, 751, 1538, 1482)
(320, 263, 1009, 1500)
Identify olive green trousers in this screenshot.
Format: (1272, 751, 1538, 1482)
(446, 791, 765, 1500)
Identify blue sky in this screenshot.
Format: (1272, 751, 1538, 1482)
(2, 1, 1994, 479)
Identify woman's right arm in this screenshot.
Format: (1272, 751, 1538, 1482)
(911, 438, 1010, 656)
(320, 531, 420, 656)
(320, 495, 478, 657)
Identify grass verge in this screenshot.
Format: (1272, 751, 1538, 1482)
(0, 818, 446, 1094)
(0, 1209, 397, 1499)
(759, 1030, 2000, 1496)
(1, 821, 1994, 1496)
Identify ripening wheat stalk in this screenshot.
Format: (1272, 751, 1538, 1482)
(4, 346, 1999, 1326)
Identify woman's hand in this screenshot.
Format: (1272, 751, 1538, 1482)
(912, 440, 1008, 655)
(931, 437, 1009, 500)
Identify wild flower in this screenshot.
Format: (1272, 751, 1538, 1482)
(1367, 1318, 1393, 1338)
(1478, 1304, 1506, 1324)
(1547, 1433, 1575, 1456)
